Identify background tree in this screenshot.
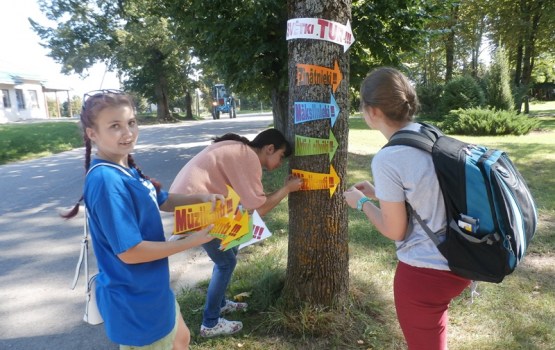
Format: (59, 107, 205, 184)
(350, 0, 427, 95)
(62, 95, 82, 117)
(31, 0, 194, 120)
(168, 0, 426, 132)
(483, 47, 514, 110)
(482, 0, 554, 112)
(168, 0, 290, 131)
(282, 0, 351, 308)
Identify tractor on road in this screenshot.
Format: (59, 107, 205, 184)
(211, 84, 237, 119)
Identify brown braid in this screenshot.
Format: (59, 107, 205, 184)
(61, 134, 93, 219)
(128, 154, 162, 193)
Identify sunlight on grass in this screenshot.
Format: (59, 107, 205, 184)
(0, 122, 82, 164)
(175, 113, 555, 349)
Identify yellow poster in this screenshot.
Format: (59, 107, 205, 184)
(173, 185, 240, 235)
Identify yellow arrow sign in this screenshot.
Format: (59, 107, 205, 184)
(292, 165, 340, 197)
(218, 209, 251, 247)
(296, 60, 342, 93)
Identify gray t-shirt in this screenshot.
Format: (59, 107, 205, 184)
(372, 122, 449, 270)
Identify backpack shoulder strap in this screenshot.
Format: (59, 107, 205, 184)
(383, 122, 443, 153)
(384, 123, 448, 245)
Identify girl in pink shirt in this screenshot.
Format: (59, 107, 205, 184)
(170, 128, 302, 338)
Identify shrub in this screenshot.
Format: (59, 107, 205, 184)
(416, 83, 443, 119)
(439, 76, 485, 117)
(441, 108, 540, 136)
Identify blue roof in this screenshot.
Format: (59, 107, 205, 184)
(0, 70, 45, 85)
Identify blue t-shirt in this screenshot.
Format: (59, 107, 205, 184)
(84, 159, 173, 346)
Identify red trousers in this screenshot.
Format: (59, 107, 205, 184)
(394, 261, 470, 350)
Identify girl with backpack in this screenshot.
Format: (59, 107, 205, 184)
(343, 68, 470, 350)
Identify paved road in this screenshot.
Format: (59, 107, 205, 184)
(0, 113, 273, 349)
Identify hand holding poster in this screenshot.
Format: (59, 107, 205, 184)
(171, 187, 271, 251)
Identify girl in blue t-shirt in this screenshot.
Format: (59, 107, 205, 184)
(63, 90, 223, 350)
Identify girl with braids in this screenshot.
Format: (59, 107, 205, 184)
(343, 68, 470, 350)
(170, 128, 303, 338)
(65, 90, 224, 350)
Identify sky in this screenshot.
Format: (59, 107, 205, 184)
(0, 0, 120, 97)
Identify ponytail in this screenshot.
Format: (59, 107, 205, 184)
(213, 133, 250, 144)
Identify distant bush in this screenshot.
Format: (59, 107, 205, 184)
(416, 83, 443, 119)
(439, 76, 485, 116)
(441, 108, 540, 135)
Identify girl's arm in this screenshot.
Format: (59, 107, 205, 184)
(159, 193, 225, 212)
(255, 175, 303, 217)
(344, 187, 407, 241)
(361, 200, 407, 241)
(118, 225, 214, 264)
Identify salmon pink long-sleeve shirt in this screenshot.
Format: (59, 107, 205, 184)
(169, 140, 266, 210)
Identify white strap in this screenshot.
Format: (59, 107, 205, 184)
(87, 162, 133, 177)
(71, 163, 132, 290)
(70, 207, 89, 290)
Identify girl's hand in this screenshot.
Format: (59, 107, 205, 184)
(343, 187, 365, 209)
(353, 180, 376, 199)
(204, 194, 226, 211)
(284, 175, 303, 193)
(184, 224, 215, 246)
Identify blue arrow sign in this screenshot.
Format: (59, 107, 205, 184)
(294, 94, 339, 127)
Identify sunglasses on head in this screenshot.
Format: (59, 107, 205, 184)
(82, 89, 126, 110)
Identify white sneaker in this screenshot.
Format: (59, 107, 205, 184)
(220, 300, 248, 314)
(200, 318, 243, 338)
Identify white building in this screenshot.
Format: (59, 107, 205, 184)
(0, 70, 71, 123)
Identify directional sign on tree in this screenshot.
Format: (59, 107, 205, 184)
(294, 94, 339, 127)
(292, 165, 340, 197)
(296, 60, 343, 93)
(295, 130, 338, 161)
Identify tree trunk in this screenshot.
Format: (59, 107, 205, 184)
(444, 4, 459, 82)
(517, 0, 543, 114)
(149, 49, 172, 121)
(271, 88, 289, 137)
(514, 40, 524, 112)
(154, 75, 172, 121)
(282, 0, 350, 309)
(185, 91, 193, 119)
(470, 16, 484, 78)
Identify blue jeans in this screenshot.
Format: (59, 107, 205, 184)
(201, 239, 239, 328)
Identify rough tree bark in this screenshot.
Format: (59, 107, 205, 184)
(282, 0, 351, 309)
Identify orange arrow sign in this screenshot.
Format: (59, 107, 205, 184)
(292, 165, 340, 197)
(296, 60, 342, 93)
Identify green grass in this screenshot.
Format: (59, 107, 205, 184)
(0, 122, 82, 164)
(180, 114, 555, 349)
(2, 104, 555, 349)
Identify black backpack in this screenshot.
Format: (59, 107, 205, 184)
(384, 122, 538, 283)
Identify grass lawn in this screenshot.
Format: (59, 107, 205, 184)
(181, 106, 555, 349)
(1, 102, 554, 349)
(0, 121, 82, 165)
